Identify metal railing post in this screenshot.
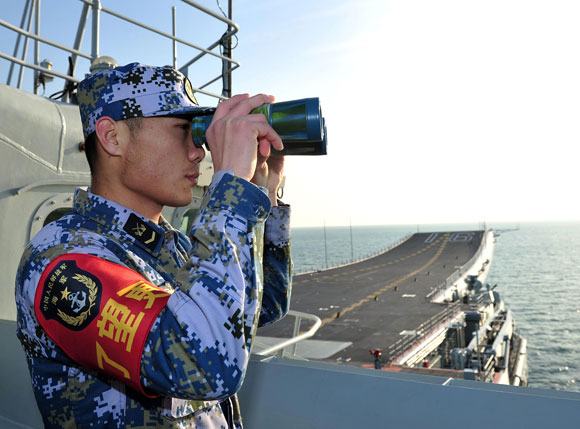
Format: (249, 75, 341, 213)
(7, 0, 31, 85)
(91, 0, 101, 61)
(172, 6, 177, 70)
(221, 0, 233, 98)
(290, 314, 303, 356)
(17, 0, 37, 89)
(33, 0, 40, 94)
(70, 3, 90, 72)
(2, 0, 238, 103)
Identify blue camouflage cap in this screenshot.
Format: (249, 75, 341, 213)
(77, 62, 201, 138)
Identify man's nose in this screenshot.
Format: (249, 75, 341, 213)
(189, 142, 206, 162)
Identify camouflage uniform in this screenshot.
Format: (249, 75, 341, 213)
(15, 63, 292, 428)
(15, 170, 291, 428)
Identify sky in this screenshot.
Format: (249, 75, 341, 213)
(1, 0, 580, 227)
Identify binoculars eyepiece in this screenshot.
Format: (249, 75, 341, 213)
(191, 97, 327, 156)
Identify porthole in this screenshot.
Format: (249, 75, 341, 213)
(29, 194, 75, 241)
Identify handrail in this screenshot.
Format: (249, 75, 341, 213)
(255, 310, 321, 357)
(387, 301, 461, 364)
(2, 0, 238, 101)
(178, 0, 239, 73)
(0, 19, 92, 60)
(78, 0, 239, 65)
(0, 52, 82, 83)
(181, 0, 239, 29)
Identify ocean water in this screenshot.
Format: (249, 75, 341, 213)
(290, 222, 580, 393)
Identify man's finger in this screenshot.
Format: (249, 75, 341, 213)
(227, 94, 275, 118)
(211, 93, 250, 121)
(258, 138, 271, 158)
(267, 155, 285, 174)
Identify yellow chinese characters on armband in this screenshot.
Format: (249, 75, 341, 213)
(35, 254, 172, 397)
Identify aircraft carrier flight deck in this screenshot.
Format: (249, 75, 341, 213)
(257, 230, 487, 368)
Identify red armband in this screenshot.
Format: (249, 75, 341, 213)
(35, 253, 171, 397)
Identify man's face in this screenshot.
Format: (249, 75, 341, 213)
(120, 115, 205, 210)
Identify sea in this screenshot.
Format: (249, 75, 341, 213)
(290, 221, 580, 393)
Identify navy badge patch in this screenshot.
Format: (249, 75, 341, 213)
(34, 253, 172, 397)
(38, 259, 102, 331)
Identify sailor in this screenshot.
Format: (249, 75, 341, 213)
(15, 62, 292, 428)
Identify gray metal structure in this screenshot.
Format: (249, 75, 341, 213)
(2, 1, 580, 428)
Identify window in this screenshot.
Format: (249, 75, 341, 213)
(43, 207, 73, 226)
(29, 194, 75, 241)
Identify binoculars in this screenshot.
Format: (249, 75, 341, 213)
(191, 98, 327, 156)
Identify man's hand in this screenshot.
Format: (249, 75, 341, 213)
(205, 94, 283, 181)
(251, 155, 285, 206)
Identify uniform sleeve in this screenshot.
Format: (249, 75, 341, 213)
(259, 203, 292, 327)
(140, 172, 271, 400)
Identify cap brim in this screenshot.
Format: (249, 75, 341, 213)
(148, 105, 215, 119)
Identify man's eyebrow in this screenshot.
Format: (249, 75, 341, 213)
(165, 114, 193, 121)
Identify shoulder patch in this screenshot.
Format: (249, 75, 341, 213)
(35, 253, 172, 397)
(37, 259, 102, 331)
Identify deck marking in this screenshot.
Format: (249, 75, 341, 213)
(424, 233, 439, 243)
(319, 233, 451, 327)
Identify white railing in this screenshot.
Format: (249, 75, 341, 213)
(387, 301, 462, 365)
(255, 310, 321, 359)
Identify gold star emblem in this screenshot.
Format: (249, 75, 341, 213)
(61, 286, 71, 300)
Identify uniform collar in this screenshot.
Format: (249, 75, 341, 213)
(73, 188, 166, 255)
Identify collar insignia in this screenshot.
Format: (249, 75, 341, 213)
(123, 213, 162, 252)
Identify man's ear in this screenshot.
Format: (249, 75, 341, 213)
(94, 117, 125, 157)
